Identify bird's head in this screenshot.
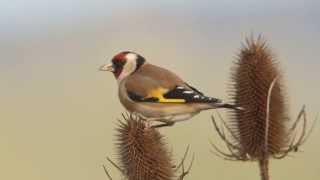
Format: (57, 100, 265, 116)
(100, 51, 146, 82)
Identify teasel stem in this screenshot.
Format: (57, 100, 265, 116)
(258, 158, 269, 180)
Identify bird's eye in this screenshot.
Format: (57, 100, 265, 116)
(113, 60, 125, 68)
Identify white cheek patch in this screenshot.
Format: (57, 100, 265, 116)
(126, 53, 138, 61)
(117, 53, 138, 83)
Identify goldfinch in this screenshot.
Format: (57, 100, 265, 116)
(100, 51, 240, 127)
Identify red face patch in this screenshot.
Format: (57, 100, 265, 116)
(111, 52, 127, 78)
(113, 52, 126, 61)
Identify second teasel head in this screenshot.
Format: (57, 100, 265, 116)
(228, 36, 289, 159)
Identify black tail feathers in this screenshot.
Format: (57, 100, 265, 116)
(215, 102, 244, 111)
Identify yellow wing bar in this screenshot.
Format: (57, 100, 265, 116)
(145, 87, 186, 103)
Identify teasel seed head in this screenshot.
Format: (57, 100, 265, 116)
(210, 36, 315, 180)
(228, 36, 289, 159)
(116, 113, 174, 180)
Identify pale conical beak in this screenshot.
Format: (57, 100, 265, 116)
(99, 64, 114, 72)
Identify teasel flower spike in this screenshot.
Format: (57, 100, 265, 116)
(115, 113, 174, 180)
(105, 113, 196, 180)
(210, 35, 316, 180)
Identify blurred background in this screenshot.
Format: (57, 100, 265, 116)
(1, 0, 319, 179)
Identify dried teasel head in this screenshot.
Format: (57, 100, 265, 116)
(229, 36, 289, 158)
(210, 36, 315, 180)
(116, 113, 174, 180)
(210, 35, 315, 159)
(103, 114, 195, 180)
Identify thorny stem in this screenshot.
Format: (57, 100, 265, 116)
(259, 158, 269, 180)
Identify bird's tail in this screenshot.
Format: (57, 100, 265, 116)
(212, 102, 244, 111)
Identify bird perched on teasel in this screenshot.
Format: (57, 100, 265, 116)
(100, 51, 241, 127)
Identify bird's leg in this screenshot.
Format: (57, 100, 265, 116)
(138, 115, 175, 129)
(132, 113, 155, 130)
(151, 119, 175, 129)
(144, 120, 153, 129)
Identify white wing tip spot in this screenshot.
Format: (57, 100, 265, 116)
(183, 91, 194, 94)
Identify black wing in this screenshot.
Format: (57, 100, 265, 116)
(163, 85, 222, 103)
(127, 83, 222, 103)
(184, 82, 204, 95)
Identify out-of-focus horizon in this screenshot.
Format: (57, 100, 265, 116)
(1, 0, 319, 179)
